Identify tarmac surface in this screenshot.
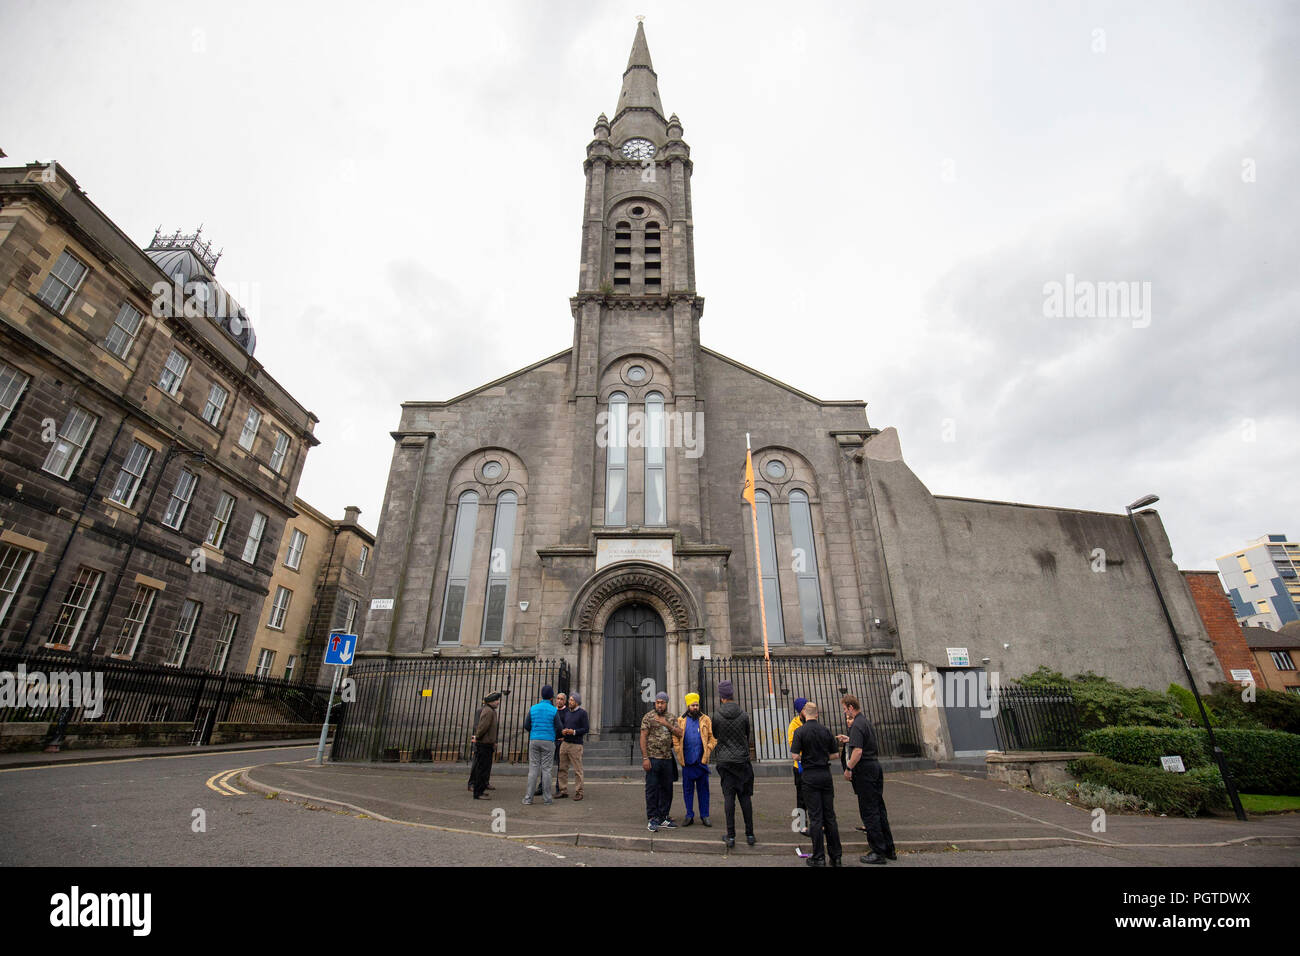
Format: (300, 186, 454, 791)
(241, 754, 1300, 859)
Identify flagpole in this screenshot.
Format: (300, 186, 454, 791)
(745, 434, 774, 698)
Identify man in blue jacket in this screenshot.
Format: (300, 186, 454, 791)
(522, 685, 559, 806)
(557, 691, 589, 800)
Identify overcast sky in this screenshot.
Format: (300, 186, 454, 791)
(3, 0, 1295, 574)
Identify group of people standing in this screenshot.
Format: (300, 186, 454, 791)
(468, 681, 896, 867)
(468, 685, 590, 802)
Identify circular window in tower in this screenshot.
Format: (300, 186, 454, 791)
(482, 460, 503, 480)
(764, 460, 788, 480)
(627, 365, 647, 383)
(630, 205, 645, 216)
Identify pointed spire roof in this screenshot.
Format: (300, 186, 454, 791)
(626, 19, 654, 71)
(611, 20, 667, 144)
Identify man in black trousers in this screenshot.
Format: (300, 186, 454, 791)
(789, 701, 842, 867)
(469, 692, 501, 799)
(838, 694, 896, 864)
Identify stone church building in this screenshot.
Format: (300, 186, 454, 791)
(357, 24, 1221, 754)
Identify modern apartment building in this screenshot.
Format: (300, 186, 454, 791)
(1216, 534, 1300, 631)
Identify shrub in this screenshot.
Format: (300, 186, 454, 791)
(1203, 684, 1300, 734)
(1211, 728, 1300, 795)
(1067, 755, 1219, 817)
(1047, 780, 1151, 814)
(1167, 684, 1217, 726)
(1185, 765, 1228, 812)
(1016, 668, 1183, 731)
(1083, 726, 1210, 769)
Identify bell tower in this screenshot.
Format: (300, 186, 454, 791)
(566, 20, 707, 544)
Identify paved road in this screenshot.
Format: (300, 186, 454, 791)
(1, 745, 1296, 867)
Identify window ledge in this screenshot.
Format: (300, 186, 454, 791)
(103, 497, 141, 518)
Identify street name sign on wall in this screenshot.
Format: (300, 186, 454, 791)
(370, 598, 394, 611)
(1161, 755, 1186, 773)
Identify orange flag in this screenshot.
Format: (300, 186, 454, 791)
(742, 447, 756, 506)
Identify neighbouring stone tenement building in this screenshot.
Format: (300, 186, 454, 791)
(360, 23, 1222, 746)
(0, 162, 318, 674)
(247, 499, 374, 685)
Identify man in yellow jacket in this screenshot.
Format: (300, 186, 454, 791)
(788, 697, 810, 835)
(674, 693, 716, 827)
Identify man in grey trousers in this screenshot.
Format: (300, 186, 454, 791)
(522, 684, 559, 806)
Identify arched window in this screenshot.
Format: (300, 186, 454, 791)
(480, 491, 517, 644)
(788, 490, 826, 643)
(604, 393, 628, 526)
(438, 491, 479, 644)
(754, 490, 785, 645)
(644, 392, 665, 525)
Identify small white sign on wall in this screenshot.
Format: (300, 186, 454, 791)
(946, 647, 970, 667)
(1230, 669, 1254, 683)
(370, 598, 394, 611)
(690, 644, 712, 660)
(1160, 755, 1186, 773)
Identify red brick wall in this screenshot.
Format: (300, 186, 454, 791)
(1183, 571, 1262, 684)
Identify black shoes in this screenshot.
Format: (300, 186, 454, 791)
(830, 857, 843, 867)
(806, 857, 826, 867)
(746, 834, 756, 846)
(885, 850, 898, 861)
(701, 817, 712, 828)
(860, 852, 887, 865)
(682, 817, 694, 827)
(725, 836, 735, 848)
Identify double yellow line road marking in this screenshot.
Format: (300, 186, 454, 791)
(206, 757, 312, 796)
(205, 765, 254, 796)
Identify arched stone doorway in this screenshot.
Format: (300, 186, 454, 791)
(562, 560, 704, 735)
(602, 602, 666, 733)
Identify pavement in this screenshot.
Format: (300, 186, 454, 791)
(237, 755, 1300, 859)
(0, 737, 324, 768)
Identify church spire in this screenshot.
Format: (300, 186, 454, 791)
(610, 20, 666, 145)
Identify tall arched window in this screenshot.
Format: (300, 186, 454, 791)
(644, 392, 666, 525)
(604, 393, 628, 525)
(789, 490, 827, 643)
(755, 490, 785, 644)
(480, 492, 517, 644)
(438, 491, 479, 644)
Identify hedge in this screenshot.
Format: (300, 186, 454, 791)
(1067, 755, 1220, 817)
(1083, 727, 1210, 770)
(1081, 726, 1300, 795)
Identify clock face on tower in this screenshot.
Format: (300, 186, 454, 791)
(620, 138, 656, 161)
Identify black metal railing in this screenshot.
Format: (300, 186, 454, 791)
(696, 656, 924, 760)
(990, 684, 1082, 751)
(0, 648, 336, 744)
(330, 656, 569, 763)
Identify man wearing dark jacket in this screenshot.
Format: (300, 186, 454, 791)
(709, 679, 756, 848)
(790, 701, 843, 867)
(557, 691, 589, 800)
(838, 694, 896, 864)
(469, 692, 501, 799)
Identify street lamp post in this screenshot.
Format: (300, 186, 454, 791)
(1125, 494, 1248, 822)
